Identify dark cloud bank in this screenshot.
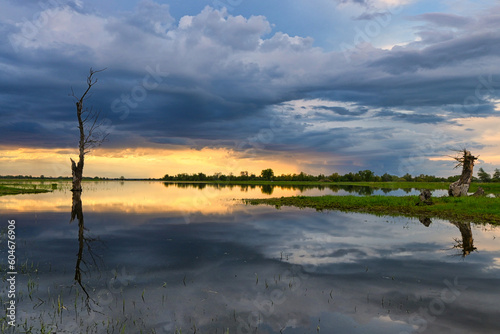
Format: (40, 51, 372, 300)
(1, 1, 499, 175)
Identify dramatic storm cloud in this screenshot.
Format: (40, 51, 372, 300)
(0, 0, 499, 177)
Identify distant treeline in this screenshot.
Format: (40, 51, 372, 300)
(0, 175, 151, 181)
(0, 175, 76, 180)
(163, 169, 472, 183)
(3, 166, 498, 183)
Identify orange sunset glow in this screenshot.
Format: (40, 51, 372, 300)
(0, 146, 302, 178)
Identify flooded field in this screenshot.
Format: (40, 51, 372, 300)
(1, 181, 499, 333)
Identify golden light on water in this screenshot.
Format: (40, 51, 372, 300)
(0, 181, 327, 215)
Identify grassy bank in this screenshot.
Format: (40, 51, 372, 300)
(245, 195, 500, 225)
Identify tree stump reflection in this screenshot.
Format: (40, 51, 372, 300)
(418, 217, 477, 257)
(450, 221, 477, 257)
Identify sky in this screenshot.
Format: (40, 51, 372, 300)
(0, 0, 499, 178)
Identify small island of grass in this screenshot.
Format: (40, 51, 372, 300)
(245, 195, 500, 225)
(0, 185, 52, 196)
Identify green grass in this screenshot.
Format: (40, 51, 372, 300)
(245, 195, 500, 225)
(0, 185, 51, 196)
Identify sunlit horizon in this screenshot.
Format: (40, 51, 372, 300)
(0, 146, 304, 179)
(1, 143, 499, 179)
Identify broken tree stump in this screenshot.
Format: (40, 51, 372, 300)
(417, 189, 432, 205)
(472, 187, 485, 197)
(448, 149, 478, 197)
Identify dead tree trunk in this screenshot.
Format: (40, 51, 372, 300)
(70, 68, 107, 192)
(71, 98, 86, 192)
(70, 158, 84, 192)
(448, 149, 478, 197)
(417, 189, 432, 205)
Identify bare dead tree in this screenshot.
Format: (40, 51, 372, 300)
(70, 68, 108, 192)
(448, 149, 478, 197)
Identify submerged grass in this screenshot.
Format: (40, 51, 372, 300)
(245, 195, 500, 225)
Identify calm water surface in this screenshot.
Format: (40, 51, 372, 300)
(1, 181, 499, 333)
